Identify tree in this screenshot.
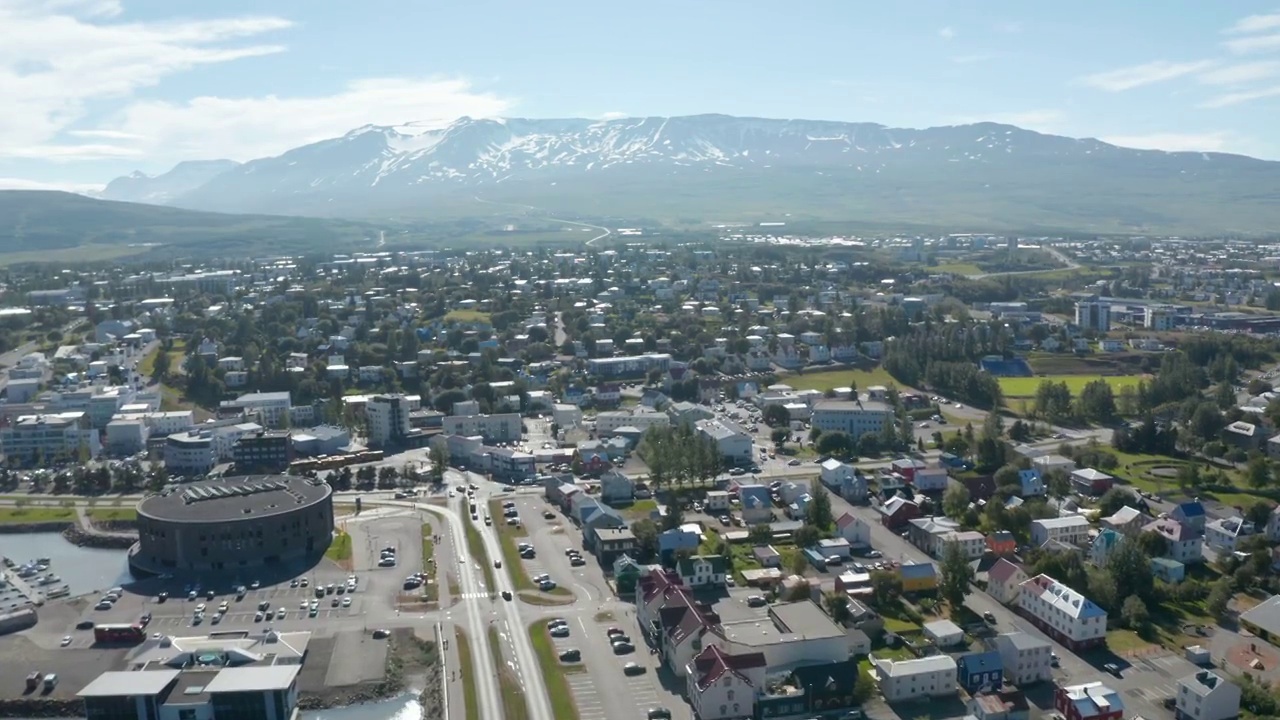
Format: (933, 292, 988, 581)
(427, 444, 449, 485)
(1078, 380, 1117, 422)
(1095, 487, 1131, 517)
(942, 484, 971, 519)
(823, 591, 852, 625)
(939, 540, 974, 611)
(816, 431, 855, 459)
(747, 524, 774, 545)
(869, 570, 903, 608)
(771, 427, 790, 448)
(1246, 455, 1272, 489)
(1045, 468, 1071, 499)
(1206, 578, 1233, 618)
(762, 404, 791, 427)
(793, 524, 820, 549)
(1107, 538, 1155, 604)
(1120, 595, 1150, 631)
(152, 348, 171, 381)
(631, 519, 659, 561)
(806, 479, 834, 529)
(787, 548, 809, 576)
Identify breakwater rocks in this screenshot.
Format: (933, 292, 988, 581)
(0, 697, 81, 718)
(0, 522, 71, 534)
(61, 526, 136, 550)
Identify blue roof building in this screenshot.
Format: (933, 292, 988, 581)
(1172, 501, 1207, 533)
(957, 650, 1004, 694)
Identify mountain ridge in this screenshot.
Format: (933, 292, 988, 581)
(100, 159, 241, 204)
(98, 114, 1280, 234)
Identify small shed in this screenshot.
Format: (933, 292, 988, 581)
(923, 619, 965, 648)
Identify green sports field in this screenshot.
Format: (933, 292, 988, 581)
(998, 374, 1146, 398)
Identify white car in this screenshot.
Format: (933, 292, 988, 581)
(342, 597, 352, 608)
(60, 636, 72, 647)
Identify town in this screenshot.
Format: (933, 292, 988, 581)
(3, 234, 1280, 720)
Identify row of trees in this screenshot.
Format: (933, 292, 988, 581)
(637, 424, 724, 495)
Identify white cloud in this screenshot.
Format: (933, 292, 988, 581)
(1080, 60, 1217, 91)
(1199, 84, 1280, 108)
(1197, 60, 1280, 85)
(938, 27, 955, 39)
(1100, 132, 1232, 153)
(1224, 33, 1280, 54)
(0, 176, 103, 192)
(101, 77, 514, 162)
(598, 111, 629, 120)
(0, 0, 292, 159)
(1225, 12, 1280, 35)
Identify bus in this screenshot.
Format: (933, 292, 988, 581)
(94, 623, 145, 644)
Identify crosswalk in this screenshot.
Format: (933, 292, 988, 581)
(457, 592, 494, 600)
(565, 672, 606, 720)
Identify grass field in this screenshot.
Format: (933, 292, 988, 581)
(528, 622, 584, 720)
(998, 374, 1146, 398)
(782, 366, 897, 392)
(325, 531, 352, 561)
(464, 514, 496, 592)
(0, 506, 75, 523)
(421, 523, 438, 603)
(455, 630, 480, 720)
(445, 309, 491, 324)
(929, 262, 984, 276)
(86, 508, 137, 521)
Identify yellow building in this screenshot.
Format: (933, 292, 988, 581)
(899, 561, 938, 592)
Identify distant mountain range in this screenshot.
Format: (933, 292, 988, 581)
(79, 113, 1280, 234)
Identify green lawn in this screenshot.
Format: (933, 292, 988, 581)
(528, 622, 584, 720)
(781, 366, 898, 392)
(882, 617, 922, 634)
(1106, 629, 1157, 654)
(998, 374, 1147, 398)
(490, 627, 530, 720)
(455, 630, 480, 720)
(86, 508, 137, 521)
(618, 499, 657, 520)
(464, 514, 496, 592)
(929, 262, 984, 276)
(325, 531, 352, 561)
(0, 507, 75, 523)
(445, 309, 491, 324)
(421, 523, 438, 603)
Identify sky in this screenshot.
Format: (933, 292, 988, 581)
(2, 0, 1279, 191)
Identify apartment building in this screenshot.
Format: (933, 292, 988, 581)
(1030, 516, 1090, 547)
(810, 399, 893, 439)
(992, 631, 1053, 686)
(1017, 574, 1107, 650)
(686, 645, 768, 720)
(0, 412, 102, 465)
(232, 429, 294, 473)
(165, 430, 217, 475)
(695, 419, 753, 466)
(441, 413, 522, 442)
(596, 409, 670, 435)
(871, 654, 958, 701)
(367, 393, 413, 447)
(224, 391, 292, 428)
(586, 353, 672, 378)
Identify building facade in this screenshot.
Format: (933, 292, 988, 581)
(1017, 574, 1107, 650)
(810, 399, 893, 439)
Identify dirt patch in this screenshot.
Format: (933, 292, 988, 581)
(1225, 638, 1280, 674)
(298, 629, 441, 714)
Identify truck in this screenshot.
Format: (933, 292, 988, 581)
(94, 623, 145, 644)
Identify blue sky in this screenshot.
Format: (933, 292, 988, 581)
(2, 0, 1279, 190)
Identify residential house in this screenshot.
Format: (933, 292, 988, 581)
(968, 688, 1032, 720)
(993, 631, 1053, 686)
(1030, 516, 1090, 548)
(879, 496, 921, 530)
(738, 485, 773, 525)
(908, 516, 962, 556)
(835, 512, 871, 548)
(1054, 682, 1124, 720)
(871, 655, 958, 701)
(1174, 670, 1241, 720)
(613, 555, 643, 595)
(1101, 506, 1148, 537)
(590, 527, 637, 565)
(1224, 420, 1260, 450)
(1032, 454, 1076, 475)
(658, 528, 701, 562)
(1088, 529, 1123, 568)
(599, 470, 635, 505)
(987, 558, 1028, 606)
(1017, 574, 1107, 650)
(1018, 469, 1046, 497)
(1171, 501, 1207, 534)
(1070, 468, 1114, 496)
(752, 546, 782, 569)
(913, 464, 950, 493)
(820, 458, 856, 487)
(899, 562, 938, 593)
(1152, 557, 1186, 584)
(957, 651, 1004, 694)
(924, 619, 965, 647)
(1144, 518, 1204, 564)
(685, 645, 767, 720)
(986, 531, 1017, 556)
(704, 491, 731, 512)
(677, 555, 729, 590)
(1205, 516, 1256, 552)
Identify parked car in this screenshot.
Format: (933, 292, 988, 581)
(612, 641, 634, 654)
(558, 649, 581, 662)
(623, 662, 645, 675)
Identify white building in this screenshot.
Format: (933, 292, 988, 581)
(230, 391, 292, 428)
(1144, 518, 1204, 564)
(1205, 516, 1256, 552)
(810, 399, 893, 439)
(993, 631, 1053, 686)
(685, 645, 767, 720)
(596, 409, 670, 435)
(695, 419, 753, 466)
(717, 601, 851, 672)
(367, 394, 413, 447)
(442, 413, 522, 442)
(913, 465, 950, 492)
(1031, 454, 1075, 475)
(1075, 299, 1111, 332)
(871, 654, 958, 701)
(1030, 516, 1090, 547)
(1175, 670, 1241, 720)
(0, 412, 101, 464)
(1018, 574, 1107, 650)
(164, 430, 216, 475)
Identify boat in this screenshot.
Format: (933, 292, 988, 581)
(44, 586, 71, 599)
(37, 575, 61, 585)
(36, 558, 51, 565)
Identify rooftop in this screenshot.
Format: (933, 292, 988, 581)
(78, 670, 181, 697)
(874, 654, 957, 677)
(137, 475, 331, 523)
(202, 665, 300, 693)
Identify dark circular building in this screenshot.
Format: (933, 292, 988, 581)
(129, 475, 334, 576)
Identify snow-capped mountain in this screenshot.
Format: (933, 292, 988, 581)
(100, 160, 241, 205)
(112, 115, 1280, 233)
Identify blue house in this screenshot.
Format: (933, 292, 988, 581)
(1172, 501, 1207, 534)
(939, 452, 973, 470)
(1018, 468, 1045, 497)
(739, 484, 774, 524)
(658, 528, 700, 563)
(957, 651, 1004, 694)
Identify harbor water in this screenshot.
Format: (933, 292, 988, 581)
(0, 532, 131, 598)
